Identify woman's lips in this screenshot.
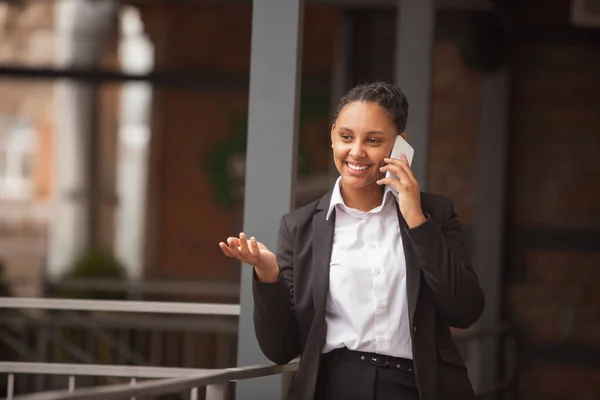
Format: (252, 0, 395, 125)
(345, 162, 371, 176)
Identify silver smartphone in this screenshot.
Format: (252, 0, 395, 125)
(386, 135, 414, 180)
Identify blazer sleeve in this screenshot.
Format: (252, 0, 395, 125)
(252, 214, 301, 365)
(405, 197, 485, 328)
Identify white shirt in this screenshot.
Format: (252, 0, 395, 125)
(322, 177, 413, 359)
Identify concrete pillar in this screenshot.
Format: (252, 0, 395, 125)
(236, 0, 304, 399)
(394, 0, 435, 189)
(471, 67, 510, 393)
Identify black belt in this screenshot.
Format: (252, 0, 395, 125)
(323, 347, 414, 374)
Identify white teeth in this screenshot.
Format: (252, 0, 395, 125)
(347, 163, 368, 171)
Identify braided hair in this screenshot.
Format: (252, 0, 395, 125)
(333, 82, 409, 133)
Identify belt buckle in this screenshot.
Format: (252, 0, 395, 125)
(370, 355, 388, 367)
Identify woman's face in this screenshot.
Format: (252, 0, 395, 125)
(331, 101, 401, 190)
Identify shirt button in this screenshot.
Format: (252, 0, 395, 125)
(413, 326, 417, 333)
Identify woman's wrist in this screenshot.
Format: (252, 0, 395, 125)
(254, 262, 280, 283)
(405, 211, 427, 229)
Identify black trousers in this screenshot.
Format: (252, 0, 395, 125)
(314, 349, 420, 400)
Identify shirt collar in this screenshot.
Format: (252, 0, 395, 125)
(326, 177, 396, 220)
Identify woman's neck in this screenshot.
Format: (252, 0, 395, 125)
(340, 182, 385, 212)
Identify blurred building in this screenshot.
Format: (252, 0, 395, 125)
(0, 0, 599, 398)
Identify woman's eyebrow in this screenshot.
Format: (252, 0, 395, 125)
(338, 127, 385, 135)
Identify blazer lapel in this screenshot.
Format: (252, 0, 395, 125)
(396, 205, 421, 322)
(311, 194, 335, 326)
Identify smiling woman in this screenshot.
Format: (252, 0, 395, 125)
(332, 102, 395, 189)
(219, 81, 484, 400)
(330, 101, 399, 215)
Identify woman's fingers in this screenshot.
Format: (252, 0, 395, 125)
(377, 176, 402, 191)
(384, 156, 417, 184)
(395, 155, 418, 185)
(226, 236, 242, 258)
(238, 232, 251, 257)
(218, 242, 234, 257)
(381, 160, 410, 183)
(219, 234, 265, 266)
(220, 233, 259, 265)
(250, 236, 260, 258)
(379, 167, 409, 191)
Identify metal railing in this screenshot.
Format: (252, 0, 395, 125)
(0, 296, 519, 400)
(0, 361, 299, 400)
(0, 296, 241, 396)
(0, 361, 214, 400)
(26, 277, 241, 299)
(0, 297, 239, 316)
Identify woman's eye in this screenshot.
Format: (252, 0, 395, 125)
(367, 138, 381, 144)
(341, 134, 352, 141)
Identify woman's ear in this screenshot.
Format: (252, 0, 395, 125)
(400, 132, 407, 141)
(330, 123, 336, 148)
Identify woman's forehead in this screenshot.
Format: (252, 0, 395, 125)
(336, 102, 396, 133)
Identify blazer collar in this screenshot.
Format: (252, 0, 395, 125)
(315, 190, 333, 212)
(312, 191, 335, 334)
(325, 177, 397, 220)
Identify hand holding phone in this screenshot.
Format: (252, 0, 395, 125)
(385, 135, 414, 180)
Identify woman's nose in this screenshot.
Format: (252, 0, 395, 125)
(349, 142, 365, 158)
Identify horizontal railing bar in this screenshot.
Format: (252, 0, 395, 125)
(46, 278, 240, 297)
(11, 362, 300, 400)
(0, 362, 215, 379)
(0, 297, 240, 316)
(1, 313, 239, 334)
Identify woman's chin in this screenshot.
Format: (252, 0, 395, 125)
(341, 175, 377, 189)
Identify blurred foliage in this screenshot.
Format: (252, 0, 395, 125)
(58, 248, 127, 300)
(204, 91, 331, 209)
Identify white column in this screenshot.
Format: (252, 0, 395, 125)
(114, 6, 154, 280)
(48, 0, 116, 277)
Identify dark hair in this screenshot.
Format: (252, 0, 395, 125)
(333, 81, 409, 133)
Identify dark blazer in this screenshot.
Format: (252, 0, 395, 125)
(252, 191, 485, 400)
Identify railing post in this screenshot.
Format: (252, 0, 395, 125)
(68, 375, 75, 392)
(206, 383, 228, 400)
(130, 377, 136, 400)
(282, 371, 293, 398)
(7, 373, 14, 400)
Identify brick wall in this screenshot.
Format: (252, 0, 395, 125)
(140, 3, 337, 283)
(134, 3, 338, 369)
(505, 25, 600, 398)
(427, 40, 481, 226)
(425, 5, 600, 396)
